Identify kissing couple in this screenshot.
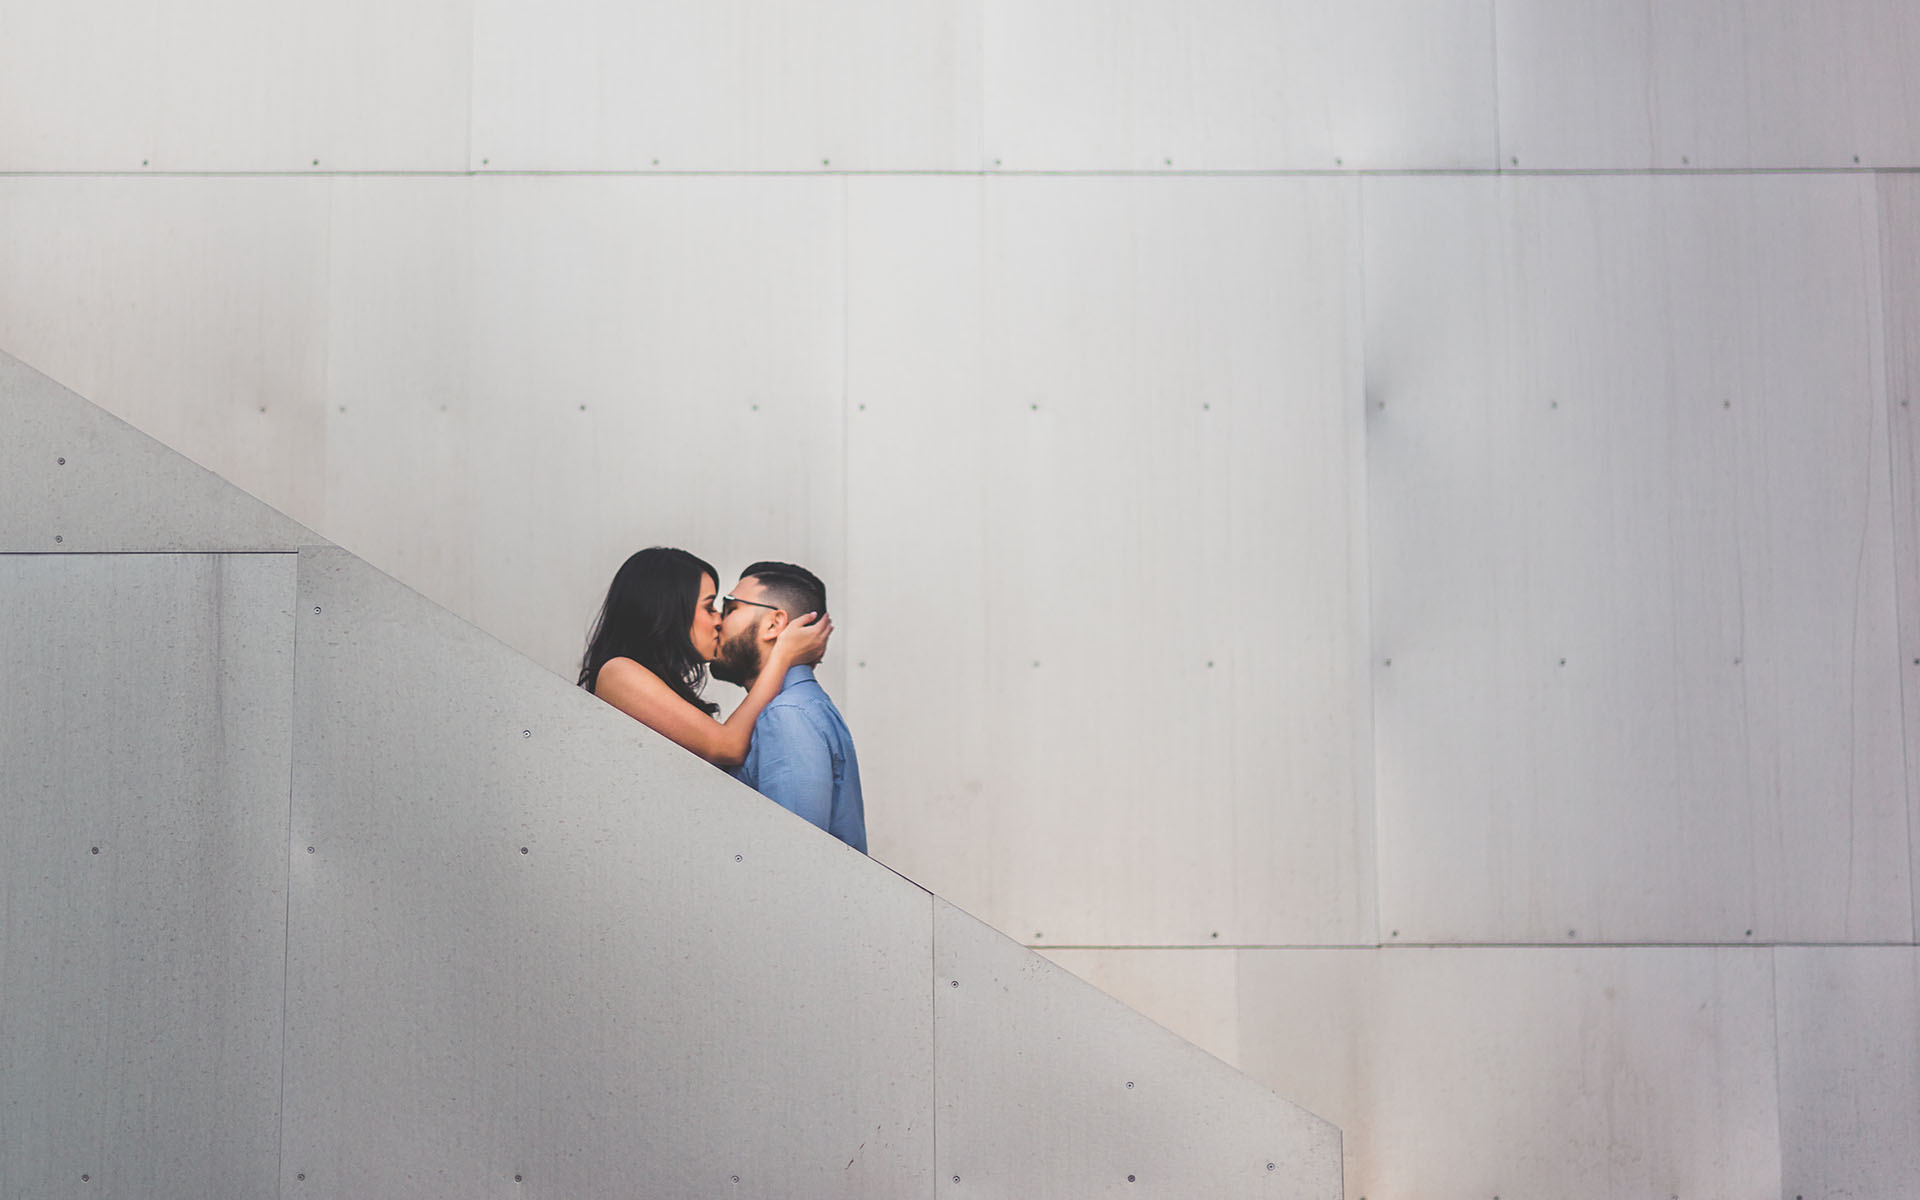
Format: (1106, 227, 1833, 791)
(578, 547, 864, 853)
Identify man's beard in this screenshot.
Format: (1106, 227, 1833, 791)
(710, 626, 763, 686)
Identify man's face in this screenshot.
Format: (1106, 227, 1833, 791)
(711, 575, 777, 685)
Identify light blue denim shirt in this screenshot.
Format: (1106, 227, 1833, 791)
(731, 665, 866, 854)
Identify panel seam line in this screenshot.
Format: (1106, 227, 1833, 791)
(274, 556, 302, 1197)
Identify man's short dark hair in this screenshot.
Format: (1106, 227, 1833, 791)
(742, 561, 827, 619)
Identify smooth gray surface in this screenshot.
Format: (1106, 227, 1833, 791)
(1234, 947, 1781, 1200)
(0, 553, 295, 1199)
(0, 179, 334, 525)
(1495, 0, 1920, 169)
(932, 899, 1340, 1199)
(845, 176, 1375, 949)
(982, 0, 1496, 170)
(0, 348, 319, 552)
(0, 0, 471, 171)
(1039, 949, 1242, 1069)
(471, 0, 981, 171)
(1881, 173, 1920, 943)
(1775, 948, 1920, 1199)
(319, 178, 477, 616)
(455, 175, 847, 680)
(1366, 174, 1910, 945)
(281, 546, 932, 1199)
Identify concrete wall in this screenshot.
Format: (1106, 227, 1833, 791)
(0, 352, 1341, 1198)
(4, 1, 1919, 1195)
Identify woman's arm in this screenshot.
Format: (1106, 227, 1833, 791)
(594, 614, 831, 768)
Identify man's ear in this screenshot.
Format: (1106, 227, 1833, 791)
(761, 611, 789, 640)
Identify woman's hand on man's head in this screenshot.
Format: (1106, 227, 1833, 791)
(775, 611, 832, 666)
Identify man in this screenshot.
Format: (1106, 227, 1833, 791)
(709, 561, 867, 854)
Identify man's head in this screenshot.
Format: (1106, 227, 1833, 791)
(711, 561, 828, 685)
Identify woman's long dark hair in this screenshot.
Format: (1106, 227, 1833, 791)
(579, 546, 720, 715)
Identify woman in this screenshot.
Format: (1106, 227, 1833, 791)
(579, 546, 830, 768)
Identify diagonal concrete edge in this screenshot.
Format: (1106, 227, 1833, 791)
(933, 896, 1343, 1198)
(2, 351, 1344, 1198)
(0, 349, 321, 552)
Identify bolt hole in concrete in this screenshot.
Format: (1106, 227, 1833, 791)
(57, 456, 65, 465)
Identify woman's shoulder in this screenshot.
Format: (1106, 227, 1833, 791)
(592, 656, 661, 693)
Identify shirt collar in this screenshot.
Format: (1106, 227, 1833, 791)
(780, 664, 817, 693)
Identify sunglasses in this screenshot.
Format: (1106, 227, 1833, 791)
(720, 594, 780, 618)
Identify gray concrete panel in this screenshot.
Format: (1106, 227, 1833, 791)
(983, 0, 1496, 170)
(457, 175, 847, 681)
(0, 349, 318, 552)
(846, 176, 1374, 947)
(1040, 949, 1242, 1071)
(1775, 947, 1920, 1199)
(1496, 0, 1920, 170)
(0, 553, 295, 1199)
(1235, 947, 1781, 1200)
(0, 176, 334, 529)
(933, 900, 1340, 1199)
(471, 0, 982, 171)
(0, 0, 471, 171)
(1881, 173, 1920, 942)
(1366, 175, 1910, 944)
(319, 178, 478, 618)
(842, 177, 998, 916)
(281, 547, 931, 1198)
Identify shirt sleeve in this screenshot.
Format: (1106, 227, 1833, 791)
(751, 705, 835, 833)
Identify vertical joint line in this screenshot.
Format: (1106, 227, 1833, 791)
(1874, 177, 1920, 940)
(275, 555, 303, 1195)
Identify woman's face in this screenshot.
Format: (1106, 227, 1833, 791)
(689, 573, 722, 662)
